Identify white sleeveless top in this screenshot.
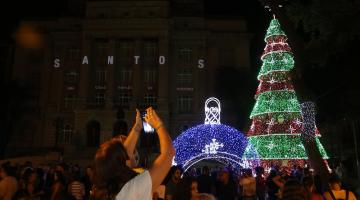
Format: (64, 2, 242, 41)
(115, 170, 152, 200)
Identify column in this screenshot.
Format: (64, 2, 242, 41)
(132, 39, 142, 109)
(106, 39, 116, 109)
(158, 36, 170, 125)
(79, 38, 91, 109)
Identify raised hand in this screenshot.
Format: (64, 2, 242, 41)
(133, 109, 143, 132)
(144, 107, 163, 131)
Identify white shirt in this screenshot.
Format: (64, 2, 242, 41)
(115, 170, 152, 200)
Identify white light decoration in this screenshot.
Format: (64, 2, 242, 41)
(266, 118, 275, 127)
(202, 139, 224, 154)
(266, 142, 276, 150)
(295, 118, 302, 126)
(268, 77, 277, 84)
(288, 125, 296, 134)
(204, 97, 221, 125)
(298, 143, 305, 150)
(172, 157, 177, 166)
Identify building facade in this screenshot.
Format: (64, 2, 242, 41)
(8, 0, 251, 160)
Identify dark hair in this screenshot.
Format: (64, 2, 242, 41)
(244, 168, 253, 176)
(171, 165, 184, 175)
(92, 138, 137, 200)
(255, 166, 264, 175)
(174, 176, 197, 200)
(268, 169, 277, 179)
(328, 173, 341, 184)
(1, 162, 15, 177)
(53, 170, 66, 185)
(282, 179, 307, 200)
(22, 168, 36, 183)
(302, 176, 314, 189)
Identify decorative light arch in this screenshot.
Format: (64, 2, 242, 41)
(173, 97, 259, 172)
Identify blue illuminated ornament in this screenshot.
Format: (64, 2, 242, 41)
(173, 97, 259, 172)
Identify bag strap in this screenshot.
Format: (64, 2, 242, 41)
(345, 190, 349, 200)
(329, 190, 337, 200)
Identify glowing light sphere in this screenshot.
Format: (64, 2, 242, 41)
(173, 97, 259, 171)
(173, 124, 259, 172)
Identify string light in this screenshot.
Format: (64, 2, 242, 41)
(173, 124, 260, 171)
(250, 91, 302, 118)
(173, 97, 259, 171)
(247, 18, 329, 166)
(247, 134, 328, 159)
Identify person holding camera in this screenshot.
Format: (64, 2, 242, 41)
(92, 107, 176, 200)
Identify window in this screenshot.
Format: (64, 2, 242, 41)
(96, 70, 107, 85)
(179, 48, 192, 63)
(65, 70, 78, 84)
(144, 42, 158, 57)
(144, 41, 158, 65)
(96, 43, 108, 64)
(64, 94, 77, 108)
(97, 44, 107, 56)
(176, 69, 192, 86)
(61, 124, 72, 144)
(115, 93, 132, 107)
(144, 94, 157, 106)
(117, 41, 132, 64)
(68, 49, 80, 60)
(177, 95, 192, 113)
(144, 70, 157, 84)
(119, 70, 133, 84)
(95, 93, 106, 105)
(219, 48, 235, 66)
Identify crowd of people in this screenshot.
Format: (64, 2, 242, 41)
(156, 164, 359, 200)
(0, 161, 92, 200)
(0, 108, 359, 200)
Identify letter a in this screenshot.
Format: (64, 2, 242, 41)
(82, 56, 89, 65)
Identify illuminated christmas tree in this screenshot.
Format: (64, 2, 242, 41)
(247, 18, 328, 166)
